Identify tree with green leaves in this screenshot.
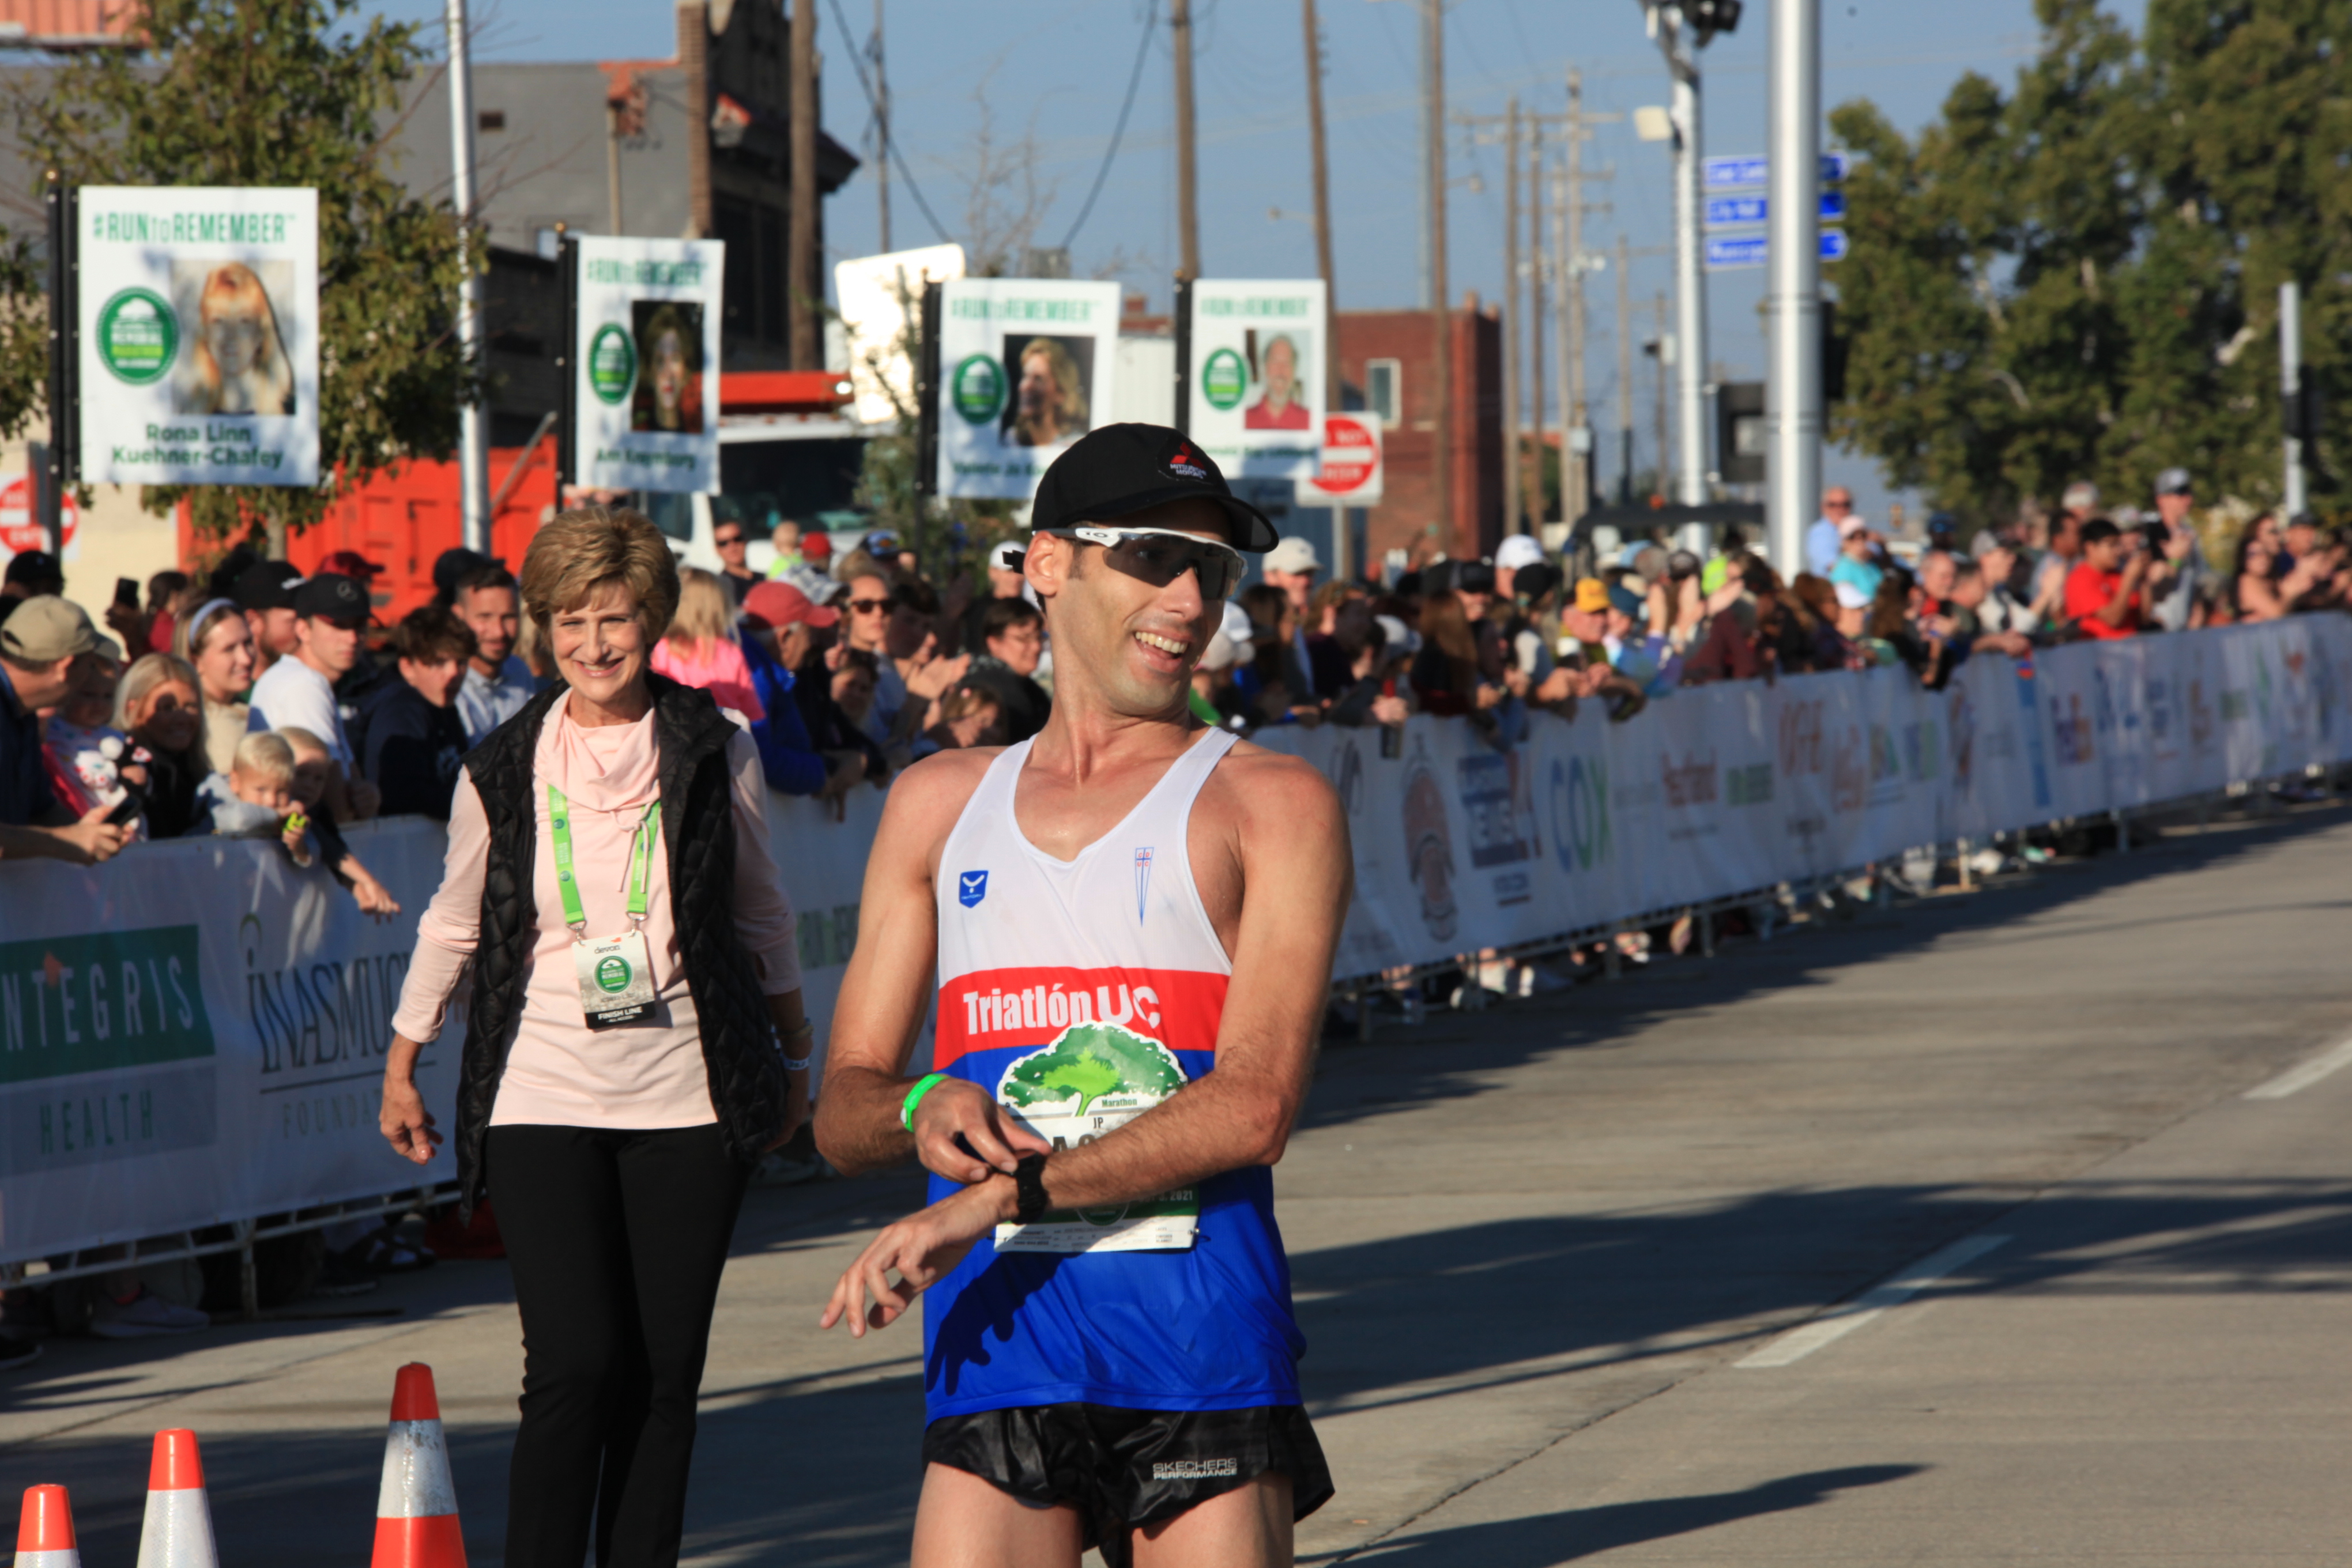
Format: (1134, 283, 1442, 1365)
(1829, 0, 2348, 527)
(10, 0, 476, 552)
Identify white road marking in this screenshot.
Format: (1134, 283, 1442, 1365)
(1735, 1234, 2010, 1369)
(2244, 1037, 2352, 1100)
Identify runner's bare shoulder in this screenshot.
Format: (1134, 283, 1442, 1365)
(1202, 736, 1345, 841)
(876, 746, 1008, 869)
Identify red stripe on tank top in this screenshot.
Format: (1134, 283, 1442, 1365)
(933, 966, 1230, 1073)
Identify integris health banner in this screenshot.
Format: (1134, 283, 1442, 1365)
(77, 186, 320, 487)
(934, 278, 1121, 500)
(1183, 278, 1325, 480)
(573, 236, 725, 493)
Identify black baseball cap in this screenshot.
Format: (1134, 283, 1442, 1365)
(1030, 423, 1278, 552)
(3, 549, 61, 588)
(233, 559, 304, 612)
(293, 572, 370, 624)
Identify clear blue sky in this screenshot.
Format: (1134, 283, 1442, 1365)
(372, 0, 2153, 519)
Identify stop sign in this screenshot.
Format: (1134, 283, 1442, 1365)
(1296, 414, 1383, 507)
(0, 473, 76, 558)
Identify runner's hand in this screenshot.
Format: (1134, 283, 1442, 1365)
(913, 1076, 1051, 1183)
(819, 1183, 1001, 1337)
(380, 1072, 440, 1164)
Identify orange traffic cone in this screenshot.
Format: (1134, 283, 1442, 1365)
(137, 1430, 219, 1568)
(371, 1363, 466, 1568)
(16, 1484, 81, 1568)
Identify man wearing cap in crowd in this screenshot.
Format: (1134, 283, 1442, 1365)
(233, 559, 306, 675)
(1494, 533, 1545, 602)
(0, 597, 129, 863)
(1806, 488, 1859, 578)
(2147, 467, 2209, 632)
(0, 549, 65, 628)
(246, 573, 382, 820)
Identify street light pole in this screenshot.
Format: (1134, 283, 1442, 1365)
(1767, 0, 1820, 577)
(1647, 2, 1711, 512)
(446, 0, 489, 549)
(2282, 281, 2308, 516)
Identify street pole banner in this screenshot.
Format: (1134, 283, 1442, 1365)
(77, 186, 320, 487)
(6, 619, 2345, 1263)
(1184, 278, 1326, 479)
(934, 278, 1121, 500)
(572, 236, 725, 494)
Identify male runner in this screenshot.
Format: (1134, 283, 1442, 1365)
(815, 423, 1351, 1568)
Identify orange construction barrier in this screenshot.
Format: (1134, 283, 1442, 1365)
(370, 1363, 468, 1568)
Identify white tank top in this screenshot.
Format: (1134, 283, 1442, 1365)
(934, 727, 1237, 1028)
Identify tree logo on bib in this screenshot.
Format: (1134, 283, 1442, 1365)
(594, 953, 634, 993)
(1000, 1023, 1187, 1225)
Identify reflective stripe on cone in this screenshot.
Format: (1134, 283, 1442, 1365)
(371, 1365, 466, 1568)
(137, 1430, 219, 1568)
(16, 1484, 81, 1568)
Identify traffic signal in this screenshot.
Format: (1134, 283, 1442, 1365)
(1821, 299, 1849, 405)
(1689, 0, 1742, 43)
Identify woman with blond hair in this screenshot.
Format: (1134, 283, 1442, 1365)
(186, 262, 293, 416)
(648, 566, 764, 719)
(172, 597, 257, 775)
(378, 506, 811, 1568)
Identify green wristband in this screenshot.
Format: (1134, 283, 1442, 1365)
(901, 1072, 949, 1132)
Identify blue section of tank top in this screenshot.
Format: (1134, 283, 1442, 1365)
(919, 1044, 1306, 1419)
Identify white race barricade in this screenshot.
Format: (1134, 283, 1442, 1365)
(3, 617, 2347, 1267)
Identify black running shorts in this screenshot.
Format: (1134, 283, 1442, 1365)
(921, 1401, 1333, 1563)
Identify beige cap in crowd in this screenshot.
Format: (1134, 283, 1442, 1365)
(0, 597, 122, 665)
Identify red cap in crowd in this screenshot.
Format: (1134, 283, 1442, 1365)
(801, 532, 832, 562)
(743, 581, 838, 631)
(320, 549, 385, 580)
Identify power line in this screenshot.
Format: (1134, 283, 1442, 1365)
(1062, 0, 1159, 251)
(822, 0, 953, 246)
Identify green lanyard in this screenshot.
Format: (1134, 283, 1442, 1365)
(548, 785, 661, 938)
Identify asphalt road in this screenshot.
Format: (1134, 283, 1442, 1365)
(7, 798, 2352, 1567)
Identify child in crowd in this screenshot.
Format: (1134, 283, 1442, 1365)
(281, 728, 401, 918)
(202, 730, 311, 858)
(650, 567, 764, 719)
(43, 649, 148, 838)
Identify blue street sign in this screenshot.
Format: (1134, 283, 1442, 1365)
(1705, 190, 1850, 228)
(1704, 231, 1849, 270)
(1701, 152, 1850, 190)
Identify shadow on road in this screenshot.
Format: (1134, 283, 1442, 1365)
(1344, 1464, 1926, 1565)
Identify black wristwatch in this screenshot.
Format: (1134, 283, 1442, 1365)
(1013, 1154, 1051, 1224)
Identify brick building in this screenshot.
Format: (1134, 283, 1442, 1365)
(1336, 296, 1505, 568)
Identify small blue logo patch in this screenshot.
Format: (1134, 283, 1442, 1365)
(958, 870, 989, 908)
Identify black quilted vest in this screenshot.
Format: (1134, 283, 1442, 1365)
(449, 674, 784, 1215)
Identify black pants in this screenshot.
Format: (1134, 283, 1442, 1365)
(485, 1123, 749, 1568)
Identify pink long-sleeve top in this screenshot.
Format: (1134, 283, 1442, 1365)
(390, 697, 801, 1129)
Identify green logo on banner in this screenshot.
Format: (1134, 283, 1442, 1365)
(0, 925, 213, 1084)
(1200, 347, 1247, 411)
(587, 324, 636, 405)
(952, 353, 1006, 424)
(95, 288, 178, 385)
(594, 954, 633, 993)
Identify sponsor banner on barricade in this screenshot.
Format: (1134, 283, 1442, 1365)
(1258, 619, 2352, 980)
(6, 619, 2345, 1262)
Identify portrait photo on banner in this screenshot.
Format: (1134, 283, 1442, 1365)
(170, 257, 296, 417)
(632, 298, 706, 434)
(999, 332, 1093, 450)
(1241, 327, 1313, 431)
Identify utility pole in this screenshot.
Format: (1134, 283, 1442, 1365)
(787, 0, 819, 368)
(606, 99, 624, 235)
(1561, 69, 1620, 529)
(873, 0, 891, 252)
(1767, 0, 1821, 577)
(1173, 0, 1200, 280)
(1615, 232, 1634, 504)
(2282, 280, 2308, 515)
(1501, 99, 1522, 538)
(1424, 0, 1450, 553)
(1647, 2, 1714, 508)
(446, 0, 489, 549)
(1652, 289, 1671, 498)
(1526, 121, 1545, 533)
(1550, 170, 1569, 525)
(1303, 0, 1343, 577)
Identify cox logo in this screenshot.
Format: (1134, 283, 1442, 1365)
(1546, 755, 1612, 873)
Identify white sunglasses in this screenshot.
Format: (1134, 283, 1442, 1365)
(1042, 526, 1249, 601)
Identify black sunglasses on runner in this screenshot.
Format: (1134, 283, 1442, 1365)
(1045, 526, 1247, 601)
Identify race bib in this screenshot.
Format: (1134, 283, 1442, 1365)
(573, 930, 657, 1031)
(992, 1020, 1198, 1253)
